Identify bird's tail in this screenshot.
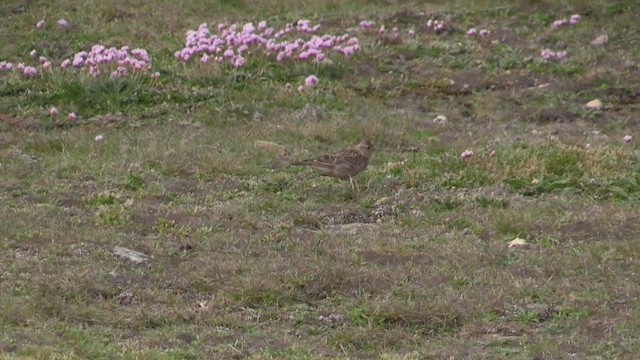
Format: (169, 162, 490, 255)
(289, 160, 313, 166)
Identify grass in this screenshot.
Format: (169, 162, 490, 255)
(2, 0, 640, 358)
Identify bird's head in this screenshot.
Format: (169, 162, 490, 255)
(356, 138, 374, 157)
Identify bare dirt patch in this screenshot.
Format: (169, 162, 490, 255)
(0, 115, 44, 131)
(357, 249, 427, 267)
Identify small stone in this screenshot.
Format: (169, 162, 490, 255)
(508, 238, 528, 249)
(254, 140, 286, 157)
(591, 34, 608, 46)
(113, 246, 149, 264)
(433, 115, 448, 123)
(585, 99, 603, 110)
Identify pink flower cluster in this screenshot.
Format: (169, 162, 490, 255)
(360, 20, 416, 39)
(466, 28, 490, 38)
(541, 48, 567, 61)
(48, 107, 78, 122)
(174, 20, 360, 68)
(553, 14, 580, 29)
(35, 19, 69, 31)
(0, 61, 12, 71)
(461, 149, 474, 159)
(60, 44, 153, 79)
(359, 20, 375, 30)
(0, 20, 153, 81)
(0, 60, 40, 78)
(425, 19, 446, 33)
(0, 49, 50, 78)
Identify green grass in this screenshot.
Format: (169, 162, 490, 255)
(2, 0, 640, 358)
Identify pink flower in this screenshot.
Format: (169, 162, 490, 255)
(237, 44, 248, 54)
(298, 51, 310, 61)
(91, 44, 106, 54)
(151, 72, 160, 80)
(116, 65, 127, 77)
(72, 56, 84, 68)
(489, 150, 496, 157)
(378, 25, 385, 34)
(42, 61, 52, 70)
(342, 46, 355, 57)
(541, 49, 566, 61)
(466, 28, 477, 37)
(570, 14, 581, 25)
(479, 29, 490, 37)
(0, 61, 13, 71)
(131, 48, 150, 63)
(30, 49, 38, 58)
(200, 54, 210, 63)
(61, 59, 72, 68)
(304, 74, 319, 88)
(624, 135, 633, 143)
(359, 20, 375, 30)
(180, 49, 193, 62)
(49, 107, 59, 116)
(68, 112, 77, 121)
(461, 149, 474, 159)
(38, 56, 48, 64)
(95, 134, 104, 143)
(89, 66, 100, 77)
(22, 66, 38, 78)
(232, 55, 245, 68)
(223, 49, 234, 59)
(57, 19, 69, 29)
(553, 19, 567, 29)
(407, 29, 415, 37)
(297, 85, 304, 93)
(242, 22, 255, 34)
(36, 20, 45, 30)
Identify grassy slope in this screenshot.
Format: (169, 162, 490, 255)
(2, 0, 640, 358)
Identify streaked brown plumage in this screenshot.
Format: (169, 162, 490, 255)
(291, 138, 374, 181)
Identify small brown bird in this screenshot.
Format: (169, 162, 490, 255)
(291, 137, 374, 190)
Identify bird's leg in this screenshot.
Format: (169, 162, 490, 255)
(349, 176, 360, 194)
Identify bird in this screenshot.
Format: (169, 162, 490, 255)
(290, 137, 374, 191)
